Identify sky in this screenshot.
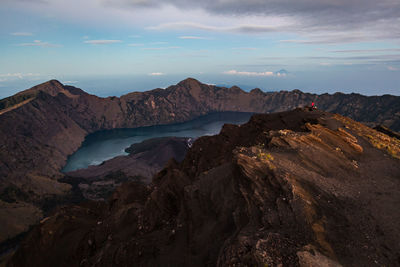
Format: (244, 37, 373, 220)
(1, 0, 400, 98)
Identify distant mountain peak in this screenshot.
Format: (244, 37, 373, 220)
(250, 88, 264, 94)
(27, 79, 85, 99)
(47, 79, 63, 86)
(276, 69, 288, 75)
(0, 80, 67, 114)
(273, 69, 289, 77)
(176, 78, 210, 100)
(38, 79, 64, 88)
(28, 79, 65, 96)
(177, 77, 203, 87)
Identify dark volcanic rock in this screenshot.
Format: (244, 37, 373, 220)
(8, 109, 400, 267)
(64, 137, 191, 200)
(0, 78, 399, 243)
(125, 136, 191, 164)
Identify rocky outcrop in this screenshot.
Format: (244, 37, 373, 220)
(0, 78, 399, 244)
(8, 109, 400, 266)
(64, 137, 191, 200)
(374, 125, 400, 140)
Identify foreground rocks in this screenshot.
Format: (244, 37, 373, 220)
(64, 137, 191, 200)
(8, 109, 400, 266)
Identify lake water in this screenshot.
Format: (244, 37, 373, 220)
(62, 112, 254, 172)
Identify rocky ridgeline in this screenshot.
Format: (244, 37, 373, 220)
(0, 78, 399, 246)
(8, 109, 400, 266)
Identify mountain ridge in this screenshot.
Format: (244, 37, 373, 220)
(0, 78, 399, 245)
(8, 108, 400, 266)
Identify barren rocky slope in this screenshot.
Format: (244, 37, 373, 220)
(64, 137, 191, 200)
(8, 109, 400, 266)
(0, 78, 399, 245)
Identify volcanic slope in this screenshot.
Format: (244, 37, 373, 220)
(0, 78, 399, 244)
(9, 108, 400, 267)
(1, 78, 399, 183)
(64, 137, 191, 201)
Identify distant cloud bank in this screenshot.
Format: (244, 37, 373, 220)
(11, 32, 33, 36)
(224, 69, 288, 77)
(18, 40, 60, 47)
(148, 22, 276, 34)
(0, 73, 41, 80)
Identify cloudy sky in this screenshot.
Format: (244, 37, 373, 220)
(1, 0, 400, 97)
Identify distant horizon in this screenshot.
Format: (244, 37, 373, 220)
(1, 0, 399, 98)
(1, 74, 399, 100)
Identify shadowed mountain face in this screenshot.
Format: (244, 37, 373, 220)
(8, 109, 400, 267)
(0, 78, 399, 244)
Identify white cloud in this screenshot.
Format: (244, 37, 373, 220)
(224, 70, 275, 76)
(0, 73, 41, 80)
(62, 80, 78, 84)
(331, 48, 400, 53)
(84, 40, 122, 45)
(102, 0, 400, 44)
(280, 34, 371, 45)
(5, 0, 400, 46)
(148, 72, 165, 76)
(18, 40, 60, 47)
(223, 69, 288, 77)
(11, 32, 33, 36)
(179, 36, 209, 40)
